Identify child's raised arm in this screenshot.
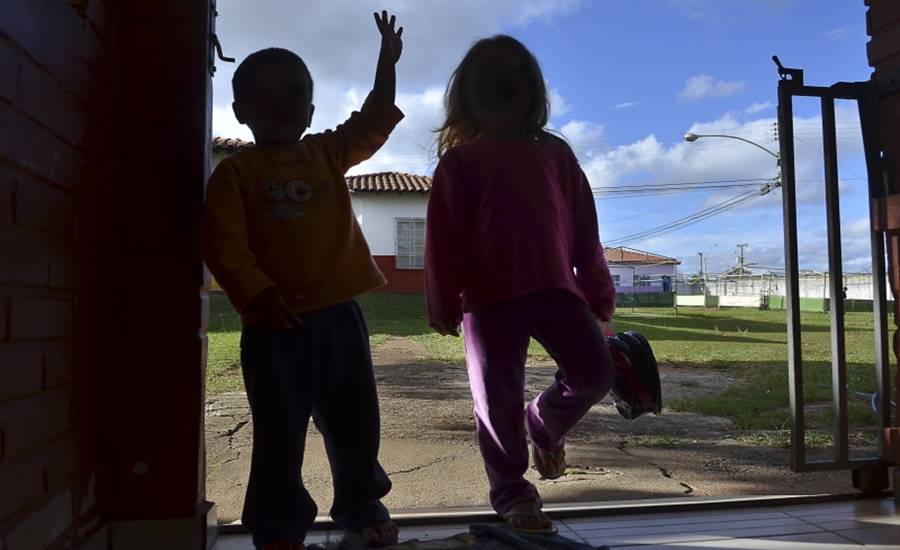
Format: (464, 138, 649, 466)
(309, 11, 405, 173)
(373, 10, 403, 104)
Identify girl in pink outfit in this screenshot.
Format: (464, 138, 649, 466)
(425, 35, 617, 535)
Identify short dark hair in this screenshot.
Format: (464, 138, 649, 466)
(232, 48, 314, 103)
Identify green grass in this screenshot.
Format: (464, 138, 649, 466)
(205, 293, 894, 437)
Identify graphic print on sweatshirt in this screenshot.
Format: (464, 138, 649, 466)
(260, 177, 336, 221)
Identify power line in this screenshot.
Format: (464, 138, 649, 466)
(605, 183, 776, 246)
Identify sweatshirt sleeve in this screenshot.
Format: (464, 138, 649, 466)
(314, 91, 404, 173)
(571, 163, 617, 322)
(424, 153, 466, 325)
(202, 160, 275, 313)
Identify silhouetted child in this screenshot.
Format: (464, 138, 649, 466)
(425, 35, 617, 535)
(202, 11, 404, 550)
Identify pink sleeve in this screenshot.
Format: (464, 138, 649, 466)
(425, 153, 466, 325)
(571, 162, 616, 322)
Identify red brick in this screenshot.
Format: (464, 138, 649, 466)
(0, 229, 50, 286)
(8, 298, 74, 342)
(4, 489, 73, 550)
(0, 0, 92, 102)
(0, 346, 43, 402)
(16, 58, 84, 147)
(0, 102, 85, 189)
(14, 176, 78, 238)
(82, 24, 108, 79)
(867, 23, 900, 68)
(119, 17, 206, 56)
(43, 432, 91, 495)
(867, 0, 900, 33)
(1, 390, 72, 462)
(86, 0, 110, 37)
(44, 347, 76, 389)
(0, 167, 15, 225)
(0, 457, 45, 521)
(77, 525, 109, 550)
(0, 39, 19, 104)
(50, 245, 79, 289)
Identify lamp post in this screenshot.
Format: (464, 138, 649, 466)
(683, 132, 780, 160)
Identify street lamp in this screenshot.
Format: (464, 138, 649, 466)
(683, 132, 780, 160)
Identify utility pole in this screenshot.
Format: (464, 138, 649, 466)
(736, 243, 748, 271)
(698, 252, 705, 293)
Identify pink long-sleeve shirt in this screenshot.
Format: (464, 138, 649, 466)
(424, 136, 616, 325)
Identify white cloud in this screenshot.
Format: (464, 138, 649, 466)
(212, 0, 595, 174)
(679, 74, 746, 101)
(745, 101, 773, 115)
(559, 120, 605, 159)
(212, 103, 253, 141)
(582, 105, 865, 271)
(549, 87, 571, 118)
(613, 102, 638, 109)
(825, 26, 852, 41)
(669, 0, 798, 21)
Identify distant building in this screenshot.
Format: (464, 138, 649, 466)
(605, 247, 680, 293)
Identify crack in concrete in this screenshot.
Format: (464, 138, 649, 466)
(223, 420, 249, 451)
(387, 454, 461, 476)
(616, 440, 702, 496)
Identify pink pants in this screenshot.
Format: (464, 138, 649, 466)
(462, 289, 615, 514)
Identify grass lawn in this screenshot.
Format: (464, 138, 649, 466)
(206, 292, 894, 439)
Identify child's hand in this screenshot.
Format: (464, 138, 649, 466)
(374, 10, 403, 65)
(431, 316, 461, 337)
(247, 286, 303, 332)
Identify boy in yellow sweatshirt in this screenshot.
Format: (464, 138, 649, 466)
(202, 12, 404, 550)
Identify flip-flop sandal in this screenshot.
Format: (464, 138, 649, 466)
(502, 501, 557, 536)
(531, 444, 566, 480)
(344, 522, 399, 548)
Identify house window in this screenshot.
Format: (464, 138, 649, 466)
(635, 275, 652, 289)
(612, 275, 621, 286)
(396, 218, 425, 269)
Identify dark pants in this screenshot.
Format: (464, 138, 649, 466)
(239, 299, 392, 547)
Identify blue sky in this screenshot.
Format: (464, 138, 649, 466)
(213, 0, 872, 274)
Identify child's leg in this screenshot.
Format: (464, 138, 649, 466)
(525, 291, 615, 453)
(310, 300, 393, 534)
(462, 300, 539, 514)
(240, 324, 318, 547)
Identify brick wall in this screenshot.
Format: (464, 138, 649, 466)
(865, 0, 900, 446)
(0, 0, 113, 548)
(1, 1, 213, 548)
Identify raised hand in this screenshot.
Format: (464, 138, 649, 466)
(374, 10, 403, 65)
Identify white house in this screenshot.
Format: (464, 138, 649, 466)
(605, 247, 680, 293)
(211, 138, 431, 293)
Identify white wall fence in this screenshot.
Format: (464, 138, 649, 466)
(697, 273, 885, 300)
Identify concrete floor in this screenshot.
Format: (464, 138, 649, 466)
(213, 497, 900, 549)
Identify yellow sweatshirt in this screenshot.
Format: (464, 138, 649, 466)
(202, 92, 404, 324)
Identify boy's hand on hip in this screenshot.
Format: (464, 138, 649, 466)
(374, 10, 403, 64)
(248, 287, 303, 332)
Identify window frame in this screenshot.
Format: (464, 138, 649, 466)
(395, 217, 426, 270)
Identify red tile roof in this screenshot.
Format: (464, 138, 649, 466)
(346, 172, 431, 194)
(212, 136, 253, 154)
(212, 138, 432, 194)
(604, 247, 680, 265)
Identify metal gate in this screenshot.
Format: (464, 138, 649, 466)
(775, 58, 894, 484)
